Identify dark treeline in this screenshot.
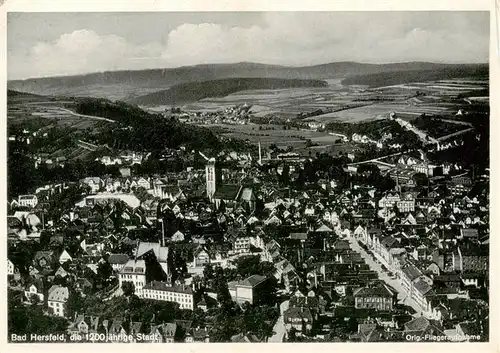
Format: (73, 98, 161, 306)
(127, 77, 328, 106)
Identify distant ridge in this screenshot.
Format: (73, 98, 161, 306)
(8, 61, 488, 101)
(127, 77, 328, 106)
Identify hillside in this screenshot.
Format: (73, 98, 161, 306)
(8, 61, 466, 101)
(127, 77, 328, 106)
(341, 64, 489, 87)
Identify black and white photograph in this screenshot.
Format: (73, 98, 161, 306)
(5, 6, 493, 346)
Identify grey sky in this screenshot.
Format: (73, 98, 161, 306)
(8, 11, 489, 79)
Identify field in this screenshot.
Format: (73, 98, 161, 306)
(180, 76, 487, 125)
(8, 91, 112, 130)
(205, 123, 363, 156)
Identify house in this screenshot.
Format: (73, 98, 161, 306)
(24, 280, 45, 302)
(18, 195, 38, 208)
(7, 259, 16, 276)
(149, 322, 177, 343)
(118, 259, 146, 294)
(81, 177, 102, 194)
(141, 281, 194, 310)
(47, 285, 69, 317)
(228, 274, 268, 304)
(67, 315, 101, 336)
(58, 250, 73, 264)
(357, 323, 385, 342)
(192, 247, 210, 268)
(54, 266, 68, 278)
(403, 317, 444, 341)
(108, 254, 130, 272)
(185, 327, 210, 343)
(354, 282, 395, 311)
(455, 322, 482, 342)
(171, 230, 185, 242)
(284, 307, 314, 334)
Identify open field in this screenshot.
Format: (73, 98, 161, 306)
(8, 92, 114, 131)
(179, 76, 487, 124)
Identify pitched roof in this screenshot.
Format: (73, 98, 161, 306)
(354, 283, 394, 298)
(120, 259, 146, 274)
(315, 224, 333, 232)
(143, 281, 193, 295)
(108, 254, 129, 265)
(213, 185, 241, 200)
(240, 274, 267, 288)
(136, 242, 169, 262)
(47, 285, 69, 302)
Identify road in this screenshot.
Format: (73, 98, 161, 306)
(347, 151, 402, 166)
(268, 300, 289, 342)
(347, 237, 424, 316)
(24, 101, 116, 123)
(57, 107, 116, 123)
(436, 127, 474, 141)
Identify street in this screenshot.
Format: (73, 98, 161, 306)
(347, 237, 424, 316)
(268, 300, 289, 342)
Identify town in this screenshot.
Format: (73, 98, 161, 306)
(7, 105, 489, 343)
(6, 10, 490, 345)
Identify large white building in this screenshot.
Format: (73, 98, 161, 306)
(47, 285, 69, 317)
(140, 281, 194, 310)
(118, 259, 147, 294)
(18, 195, 38, 208)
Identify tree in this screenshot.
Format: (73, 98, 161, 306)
(66, 290, 85, 319)
(413, 172, 429, 187)
(97, 261, 113, 286)
(122, 281, 135, 297)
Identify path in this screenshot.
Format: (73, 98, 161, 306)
(25, 101, 116, 123)
(268, 300, 289, 342)
(436, 127, 474, 141)
(57, 107, 116, 123)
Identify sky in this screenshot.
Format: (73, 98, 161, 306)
(7, 11, 490, 79)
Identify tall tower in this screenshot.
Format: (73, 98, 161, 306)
(206, 157, 217, 200)
(258, 141, 262, 165)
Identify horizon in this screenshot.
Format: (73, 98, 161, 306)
(7, 60, 490, 82)
(8, 12, 489, 80)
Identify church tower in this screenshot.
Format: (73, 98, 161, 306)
(206, 157, 218, 200)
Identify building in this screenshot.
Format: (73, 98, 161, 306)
(118, 259, 146, 294)
(18, 195, 38, 208)
(80, 177, 102, 194)
(108, 254, 130, 272)
(140, 281, 194, 310)
(284, 307, 314, 334)
(24, 281, 44, 302)
(228, 274, 268, 305)
(354, 282, 395, 311)
(205, 157, 221, 200)
(7, 259, 15, 276)
(47, 285, 69, 317)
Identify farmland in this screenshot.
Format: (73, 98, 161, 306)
(179, 75, 487, 126)
(206, 123, 365, 156)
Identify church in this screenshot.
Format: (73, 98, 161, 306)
(205, 157, 256, 213)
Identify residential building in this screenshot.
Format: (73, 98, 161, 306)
(48, 285, 69, 317)
(118, 259, 146, 293)
(354, 282, 395, 311)
(228, 274, 268, 304)
(18, 195, 38, 208)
